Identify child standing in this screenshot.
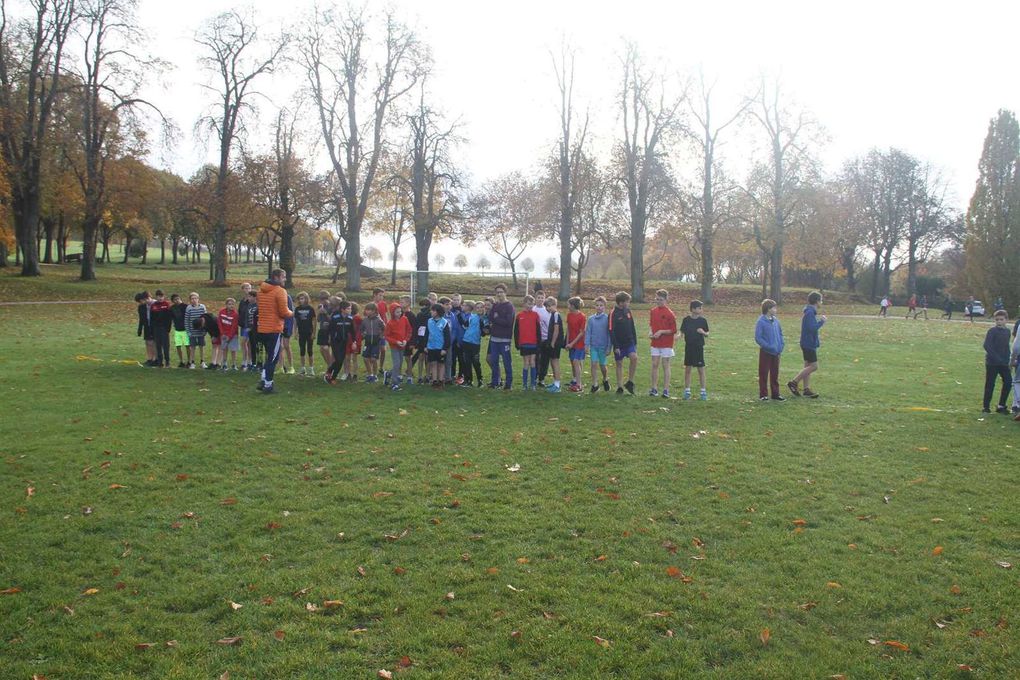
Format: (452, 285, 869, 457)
(170, 294, 189, 368)
(514, 295, 541, 390)
(373, 288, 389, 376)
(533, 294, 552, 387)
(245, 290, 261, 371)
(294, 292, 317, 375)
(679, 300, 710, 400)
(384, 304, 413, 391)
(316, 291, 333, 372)
(426, 303, 451, 388)
(565, 297, 586, 392)
(280, 293, 296, 374)
(324, 299, 353, 384)
(585, 296, 611, 393)
(413, 297, 431, 383)
(184, 292, 207, 369)
(983, 309, 1012, 414)
(648, 288, 677, 398)
(543, 297, 564, 393)
(149, 290, 172, 368)
(754, 299, 785, 401)
(238, 282, 253, 369)
(788, 291, 826, 398)
(610, 291, 638, 395)
(345, 302, 362, 381)
(459, 301, 484, 387)
(217, 298, 240, 371)
(360, 303, 385, 382)
(488, 284, 515, 390)
(192, 310, 222, 368)
(135, 292, 156, 366)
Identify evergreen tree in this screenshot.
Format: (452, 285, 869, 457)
(965, 110, 1020, 309)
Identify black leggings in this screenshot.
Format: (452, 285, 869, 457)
(328, 341, 347, 379)
(248, 332, 261, 365)
(298, 333, 314, 358)
(984, 365, 1012, 409)
(461, 342, 482, 383)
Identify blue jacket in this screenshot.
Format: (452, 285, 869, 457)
(427, 317, 450, 351)
(799, 305, 825, 350)
(584, 312, 611, 351)
(449, 308, 465, 343)
(755, 315, 784, 355)
(462, 313, 482, 345)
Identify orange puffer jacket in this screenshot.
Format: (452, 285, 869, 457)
(257, 280, 294, 333)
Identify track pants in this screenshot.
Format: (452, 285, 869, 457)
(461, 342, 482, 383)
(758, 350, 781, 399)
(984, 364, 1011, 410)
(154, 327, 170, 366)
(488, 340, 512, 388)
(260, 333, 282, 385)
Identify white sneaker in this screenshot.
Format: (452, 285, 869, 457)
(288, 367, 296, 375)
(308, 368, 315, 376)
(189, 362, 196, 370)
(201, 362, 208, 369)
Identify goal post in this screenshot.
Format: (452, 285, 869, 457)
(410, 270, 530, 303)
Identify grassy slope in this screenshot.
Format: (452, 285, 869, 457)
(0, 272, 1018, 679)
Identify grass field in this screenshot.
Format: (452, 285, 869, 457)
(1, 266, 1018, 679)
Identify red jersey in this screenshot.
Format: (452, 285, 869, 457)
(567, 311, 586, 350)
(384, 315, 413, 349)
(374, 300, 389, 321)
(217, 308, 239, 339)
(514, 309, 541, 346)
(649, 305, 677, 348)
(347, 314, 362, 351)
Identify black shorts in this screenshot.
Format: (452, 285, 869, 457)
(317, 329, 329, 346)
(282, 326, 293, 339)
(142, 328, 154, 341)
(519, 344, 538, 357)
(802, 348, 818, 363)
(683, 344, 705, 367)
(427, 349, 444, 362)
(543, 344, 562, 360)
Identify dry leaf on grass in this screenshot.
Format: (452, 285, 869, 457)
(220, 497, 237, 506)
(378, 671, 393, 679)
(932, 546, 944, 556)
(273, 630, 285, 641)
(1, 587, 21, 595)
(229, 601, 242, 611)
(216, 637, 242, 646)
(82, 588, 99, 596)
(108, 484, 126, 490)
(884, 640, 909, 651)
(323, 600, 343, 608)
(134, 642, 156, 650)
(593, 635, 611, 648)
(759, 628, 771, 645)
(995, 561, 1012, 569)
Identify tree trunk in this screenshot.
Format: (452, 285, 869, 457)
(13, 194, 42, 276)
(42, 218, 55, 264)
(159, 238, 166, 264)
(390, 249, 398, 286)
(630, 220, 645, 303)
(700, 240, 714, 304)
(345, 211, 361, 292)
(171, 236, 179, 265)
(279, 223, 295, 290)
(123, 235, 132, 263)
(769, 243, 783, 302)
(905, 243, 918, 296)
(870, 249, 881, 301)
(0, 241, 8, 267)
(141, 238, 148, 264)
(57, 213, 67, 263)
(80, 216, 100, 281)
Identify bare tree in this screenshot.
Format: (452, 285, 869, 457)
(745, 78, 816, 302)
(196, 9, 287, 285)
(550, 42, 588, 300)
(299, 5, 425, 292)
(618, 43, 685, 302)
(687, 71, 748, 304)
(0, 0, 77, 276)
(467, 172, 540, 290)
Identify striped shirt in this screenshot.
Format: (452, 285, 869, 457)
(185, 303, 207, 337)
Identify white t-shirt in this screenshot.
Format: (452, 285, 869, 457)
(880, 298, 889, 308)
(533, 304, 551, 340)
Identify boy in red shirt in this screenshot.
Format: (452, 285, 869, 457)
(384, 304, 412, 391)
(565, 296, 586, 392)
(514, 294, 542, 390)
(648, 288, 677, 398)
(217, 297, 241, 371)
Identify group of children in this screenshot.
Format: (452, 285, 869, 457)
(135, 283, 717, 399)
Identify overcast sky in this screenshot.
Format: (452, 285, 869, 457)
(134, 0, 1020, 271)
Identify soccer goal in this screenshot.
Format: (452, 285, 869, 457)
(409, 270, 530, 303)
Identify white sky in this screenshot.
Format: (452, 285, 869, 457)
(134, 0, 1020, 271)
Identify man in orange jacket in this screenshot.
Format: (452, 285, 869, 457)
(256, 269, 295, 394)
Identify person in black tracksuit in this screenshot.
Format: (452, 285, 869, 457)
(411, 300, 431, 382)
(293, 293, 317, 375)
(325, 301, 355, 383)
(170, 294, 188, 367)
(135, 292, 155, 366)
(983, 311, 1012, 413)
(245, 291, 261, 370)
(149, 291, 173, 367)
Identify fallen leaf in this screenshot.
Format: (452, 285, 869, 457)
(516, 557, 529, 564)
(932, 546, 944, 556)
(220, 497, 237, 505)
(950, 584, 962, 594)
(219, 673, 229, 680)
(83, 588, 99, 596)
(292, 587, 311, 598)
(216, 636, 242, 645)
(510, 630, 522, 640)
(229, 601, 243, 611)
(273, 630, 285, 641)
(165, 640, 178, 648)
(26, 486, 35, 497)
(393, 567, 407, 576)
(996, 617, 1008, 630)
(884, 640, 909, 651)
(644, 611, 671, 617)
(506, 463, 521, 473)
(357, 566, 367, 577)
(305, 602, 319, 612)
(445, 592, 455, 601)
(323, 600, 343, 608)
(792, 519, 808, 527)
(995, 561, 1013, 569)
(175, 474, 189, 481)
(957, 665, 974, 672)
(63, 605, 74, 615)
(826, 582, 842, 589)
(265, 522, 282, 530)
(507, 584, 522, 592)
(398, 655, 412, 668)
(593, 635, 611, 648)
(666, 566, 683, 579)
(378, 671, 393, 680)
(82, 506, 93, 515)
(594, 555, 607, 562)
(799, 602, 817, 611)
(485, 567, 499, 575)
(1, 587, 21, 595)
(108, 484, 126, 490)
(759, 628, 771, 645)
(970, 629, 986, 638)
(135, 642, 156, 650)
(692, 537, 705, 549)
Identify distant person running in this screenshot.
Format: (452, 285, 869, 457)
(878, 296, 890, 317)
(966, 296, 976, 323)
(916, 294, 929, 320)
(905, 294, 917, 319)
(940, 295, 953, 321)
(255, 269, 294, 394)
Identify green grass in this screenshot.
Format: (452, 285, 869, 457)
(1, 270, 1018, 678)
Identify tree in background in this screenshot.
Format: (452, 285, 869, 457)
(965, 109, 1020, 308)
(521, 257, 535, 274)
(300, 5, 425, 292)
(550, 41, 588, 300)
(544, 256, 558, 277)
(475, 254, 490, 271)
(196, 8, 286, 285)
(468, 172, 540, 290)
(617, 43, 684, 302)
(433, 252, 445, 269)
(0, 0, 77, 276)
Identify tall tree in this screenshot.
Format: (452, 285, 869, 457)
(687, 72, 747, 303)
(196, 8, 286, 285)
(467, 172, 540, 290)
(965, 109, 1020, 308)
(0, 0, 77, 276)
(299, 5, 424, 292)
(550, 42, 587, 300)
(72, 0, 165, 281)
(618, 43, 683, 302)
(746, 78, 815, 301)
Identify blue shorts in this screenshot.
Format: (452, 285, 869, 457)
(590, 348, 608, 366)
(362, 342, 382, 359)
(613, 344, 636, 361)
(240, 328, 249, 338)
(569, 348, 586, 362)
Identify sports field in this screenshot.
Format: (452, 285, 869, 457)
(1, 265, 1017, 679)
